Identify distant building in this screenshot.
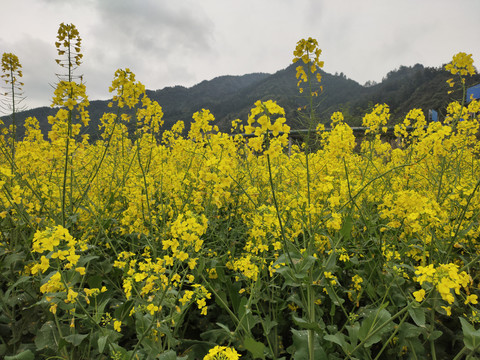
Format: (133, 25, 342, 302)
(466, 84, 480, 103)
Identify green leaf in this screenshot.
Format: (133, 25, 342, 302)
(358, 308, 393, 348)
(34, 321, 57, 350)
(135, 311, 150, 337)
(200, 328, 231, 344)
(77, 254, 99, 266)
(109, 343, 128, 358)
(87, 275, 104, 289)
(325, 287, 345, 307)
(292, 315, 322, 332)
(98, 335, 108, 353)
(398, 322, 424, 339)
(324, 333, 347, 349)
(466, 356, 480, 360)
(4, 276, 31, 299)
(275, 265, 299, 288)
(340, 214, 353, 240)
(262, 315, 278, 334)
(225, 281, 242, 312)
(5, 350, 34, 360)
(178, 340, 215, 360)
(215, 322, 231, 333)
(64, 333, 88, 346)
(408, 306, 426, 327)
(290, 329, 326, 360)
(428, 330, 443, 341)
(196, 255, 205, 274)
(237, 297, 259, 332)
(113, 299, 133, 323)
(3, 252, 25, 267)
(346, 322, 360, 348)
(244, 337, 265, 359)
(142, 337, 164, 359)
(460, 317, 480, 351)
(157, 350, 177, 359)
(290, 329, 309, 359)
(295, 255, 317, 279)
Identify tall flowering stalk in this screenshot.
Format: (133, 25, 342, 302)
(292, 39, 326, 360)
(1, 53, 25, 176)
(292, 37, 324, 220)
(52, 23, 89, 226)
(293, 37, 323, 97)
(55, 23, 83, 83)
(445, 52, 476, 127)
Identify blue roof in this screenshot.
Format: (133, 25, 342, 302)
(466, 84, 480, 103)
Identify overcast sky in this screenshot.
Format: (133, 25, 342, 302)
(1, 0, 479, 110)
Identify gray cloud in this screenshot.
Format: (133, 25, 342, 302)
(312, 0, 480, 84)
(77, 0, 216, 97)
(1, 0, 479, 109)
(91, 0, 214, 59)
(0, 35, 57, 110)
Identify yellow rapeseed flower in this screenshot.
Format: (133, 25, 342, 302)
(445, 52, 475, 76)
(413, 289, 426, 302)
(113, 320, 122, 332)
(203, 345, 241, 360)
(465, 294, 478, 305)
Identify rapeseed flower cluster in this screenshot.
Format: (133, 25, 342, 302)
(1, 53, 23, 86)
(445, 51, 476, 93)
(414, 263, 472, 306)
(203, 346, 241, 360)
(31, 225, 86, 272)
(55, 23, 83, 68)
(362, 104, 390, 136)
(292, 37, 323, 94)
(28, 226, 93, 316)
(445, 52, 476, 77)
(165, 211, 208, 260)
(244, 100, 290, 158)
(348, 274, 364, 305)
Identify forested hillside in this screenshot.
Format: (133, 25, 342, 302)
(2, 62, 480, 140)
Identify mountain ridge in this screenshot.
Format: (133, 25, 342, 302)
(2, 62, 480, 140)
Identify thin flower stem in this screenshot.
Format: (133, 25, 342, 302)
(266, 153, 296, 271)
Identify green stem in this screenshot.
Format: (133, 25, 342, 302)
(52, 311, 71, 360)
(350, 302, 414, 355)
(452, 345, 470, 360)
(430, 304, 437, 360)
(200, 274, 249, 335)
(254, 302, 277, 359)
(72, 103, 123, 213)
(61, 110, 72, 227)
(373, 312, 408, 360)
(445, 177, 480, 263)
(127, 261, 184, 360)
(266, 153, 296, 271)
(10, 67, 16, 181)
(136, 136, 154, 238)
(308, 271, 315, 360)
